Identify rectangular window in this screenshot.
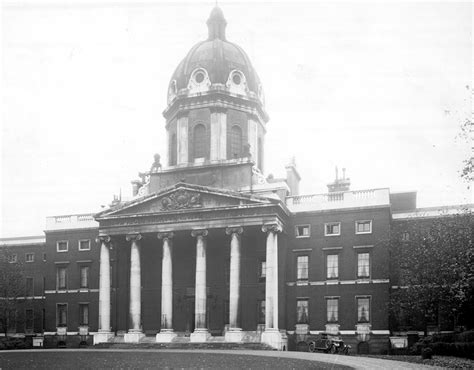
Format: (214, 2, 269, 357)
(259, 261, 266, 279)
(258, 300, 266, 324)
(295, 225, 310, 238)
(80, 266, 89, 289)
(355, 220, 372, 234)
(57, 241, 68, 252)
(56, 267, 67, 290)
(326, 254, 339, 279)
(327, 298, 339, 323)
(25, 253, 34, 262)
(296, 299, 309, 324)
(357, 297, 370, 323)
(357, 253, 370, 278)
(79, 304, 89, 326)
(57, 304, 67, 326)
(8, 254, 17, 263)
(296, 255, 309, 280)
(26, 277, 34, 297)
(325, 222, 341, 236)
(78, 239, 91, 251)
(25, 309, 34, 331)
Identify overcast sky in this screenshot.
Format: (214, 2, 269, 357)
(1, 1, 472, 237)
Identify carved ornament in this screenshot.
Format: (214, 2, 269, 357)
(96, 235, 111, 244)
(160, 189, 202, 211)
(225, 226, 243, 236)
(126, 233, 142, 242)
(262, 222, 282, 234)
(157, 232, 175, 241)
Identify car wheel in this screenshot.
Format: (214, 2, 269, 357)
(330, 345, 337, 354)
(308, 342, 316, 352)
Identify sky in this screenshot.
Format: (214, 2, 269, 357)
(1, 0, 472, 237)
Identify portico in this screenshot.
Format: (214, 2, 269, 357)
(93, 183, 288, 348)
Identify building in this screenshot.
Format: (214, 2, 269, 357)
(0, 7, 471, 353)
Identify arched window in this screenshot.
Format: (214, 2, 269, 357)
(230, 125, 242, 158)
(170, 133, 177, 166)
(193, 124, 206, 160)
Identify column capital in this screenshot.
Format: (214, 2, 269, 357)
(126, 232, 142, 242)
(225, 226, 243, 236)
(157, 231, 175, 241)
(191, 229, 208, 238)
(96, 235, 111, 244)
(262, 222, 282, 234)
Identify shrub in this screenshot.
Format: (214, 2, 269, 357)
(421, 347, 433, 359)
(432, 332, 455, 343)
(456, 330, 474, 343)
(431, 342, 474, 359)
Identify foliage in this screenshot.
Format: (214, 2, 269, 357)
(458, 118, 473, 186)
(421, 347, 433, 359)
(389, 210, 474, 332)
(0, 247, 25, 338)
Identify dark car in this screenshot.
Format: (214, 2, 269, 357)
(297, 332, 351, 354)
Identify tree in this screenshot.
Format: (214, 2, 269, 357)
(0, 247, 25, 338)
(389, 210, 474, 333)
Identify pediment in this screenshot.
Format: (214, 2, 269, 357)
(97, 184, 272, 218)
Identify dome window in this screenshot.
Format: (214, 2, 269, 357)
(195, 71, 205, 84)
(188, 68, 211, 94)
(232, 73, 242, 85)
(226, 70, 248, 95)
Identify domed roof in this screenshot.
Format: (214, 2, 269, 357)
(169, 7, 263, 98)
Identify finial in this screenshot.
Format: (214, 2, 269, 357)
(207, 6, 227, 40)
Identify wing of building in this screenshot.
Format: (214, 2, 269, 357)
(1, 6, 471, 353)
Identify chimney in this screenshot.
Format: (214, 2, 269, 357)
(285, 157, 301, 196)
(327, 166, 351, 192)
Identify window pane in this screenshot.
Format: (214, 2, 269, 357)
(57, 267, 67, 289)
(357, 253, 370, 278)
(26, 277, 34, 296)
(327, 255, 338, 279)
(296, 300, 309, 323)
(327, 299, 338, 322)
(58, 304, 67, 326)
(357, 298, 370, 323)
(80, 266, 89, 288)
(79, 240, 90, 250)
(79, 304, 89, 325)
(297, 255, 309, 280)
(25, 309, 34, 331)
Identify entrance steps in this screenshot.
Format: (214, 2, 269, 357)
(94, 336, 273, 351)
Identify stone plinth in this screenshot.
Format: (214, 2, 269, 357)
(261, 329, 286, 350)
(155, 330, 177, 343)
(93, 331, 114, 345)
(190, 328, 211, 342)
(224, 328, 244, 342)
(124, 332, 145, 343)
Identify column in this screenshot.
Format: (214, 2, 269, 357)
(225, 226, 244, 342)
(156, 232, 177, 342)
(124, 233, 145, 343)
(93, 235, 114, 345)
(177, 114, 189, 165)
(260, 222, 284, 349)
(210, 107, 227, 161)
(190, 229, 210, 342)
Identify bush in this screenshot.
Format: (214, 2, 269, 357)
(0, 338, 29, 350)
(421, 347, 433, 359)
(456, 330, 474, 343)
(432, 332, 455, 343)
(431, 342, 474, 359)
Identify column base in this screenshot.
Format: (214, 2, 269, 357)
(93, 331, 114, 345)
(225, 328, 244, 342)
(155, 330, 177, 343)
(124, 331, 145, 343)
(190, 328, 211, 342)
(261, 329, 286, 350)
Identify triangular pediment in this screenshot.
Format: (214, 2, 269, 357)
(96, 183, 273, 218)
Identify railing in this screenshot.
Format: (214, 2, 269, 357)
(286, 189, 389, 212)
(46, 213, 98, 231)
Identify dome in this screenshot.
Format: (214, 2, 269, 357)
(168, 7, 264, 104)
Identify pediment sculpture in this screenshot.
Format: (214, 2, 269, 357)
(160, 189, 202, 211)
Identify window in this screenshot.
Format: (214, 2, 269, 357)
(325, 222, 341, 236)
(326, 254, 339, 279)
(57, 304, 67, 327)
(79, 304, 89, 326)
(78, 240, 90, 251)
(258, 300, 266, 324)
(296, 299, 309, 324)
(25, 253, 34, 262)
(8, 254, 17, 263)
(170, 133, 177, 166)
(26, 277, 34, 297)
(402, 232, 410, 241)
(56, 267, 67, 290)
(25, 309, 34, 332)
(357, 253, 370, 279)
(295, 225, 310, 238)
(327, 298, 339, 322)
(57, 241, 68, 252)
(355, 220, 372, 234)
(296, 255, 309, 280)
(357, 297, 370, 323)
(259, 261, 266, 279)
(193, 124, 206, 160)
(230, 125, 243, 158)
(80, 266, 89, 289)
